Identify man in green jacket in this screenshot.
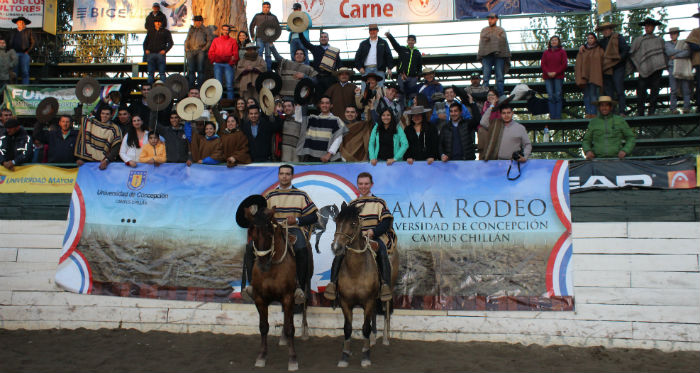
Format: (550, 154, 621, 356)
(583, 96, 636, 160)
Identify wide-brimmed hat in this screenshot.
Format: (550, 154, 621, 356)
(258, 19, 282, 43)
(333, 67, 354, 77)
(75, 77, 101, 104)
(176, 97, 204, 121)
(361, 72, 383, 82)
(193, 15, 204, 22)
(495, 94, 515, 109)
(255, 72, 282, 96)
(165, 74, 189, 100)
(244, 42, 258, 49)
(639, 18, 662, 27)
(294, 78, 315, 105)
(404, 106, 431, 115)
(287, 11, 310, 33)
(385, 82, 401, 93)
(259, 87, 275, 116)
(430, 92, 445, 101)
(668, 27, 681, 34)
(693, 11, 700, 18)
(592, 96, 617, 106)
(422, 67, 436, 75)
(147, 85, 172, 111)
(12, 16, 31, 25)
(200, 79, 223, 106)
(595, 22, 618, 31)
(236, 194, 268, 228)
(368, 24, 379, 31)
(36, 97, 59, 123)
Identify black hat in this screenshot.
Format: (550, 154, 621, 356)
(294, 78, 315, 105)
(152, 2, 160, 8)
(75, 77, 101, 104)
(12, 16, 31, 25)
(36, 97, 59, 123)
(147, 85, 173, 111)
(255, 72, 282, 96)
(385, 82, 402, 94)
(3, 119, 20, 128)
(193, 15, 204, 22)
(164, 74, 189, 100)
(236, 195, 268, 228)
(292, 2, 302, 9)
(638, 18, 662, 27)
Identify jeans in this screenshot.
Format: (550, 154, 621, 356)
(186, 50, 207, 89)
(545, 78, 563, 119)
(15, 52, 30, 85)
(398, 75, 419, 105)
(361, 65, 385, 90)
(603, 65, 625, 115)
(583, 83, 600, 115)
(214, 63, 234, 99)
(481, 54, 505, 96)
(637, 69, 662, 116)
(146, 53, 166, 84)
(669, 67, 692, 112)
(289, 37, 309, 64)
(256, 38, 278, 71)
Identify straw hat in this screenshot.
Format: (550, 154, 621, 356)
(404, 106, 431, 115)
(287, 11, 310, 33)
(200, 79, 223, 106)
(593, 96, 617, 106)
(594, 22, 619, 32)
(259, 87, 275, 116)
(176, 97, 204, 121)
(333, 67, 354, 77)
(422, 67, 436, 75)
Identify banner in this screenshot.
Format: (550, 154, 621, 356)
(455, 0, 591, 18)
(0, 0, 44, 28)
(2, 85, 120, 117)
(283, 0, 454, 27)
(616, 0, 694, 9)
(72, 0, 192, 32)
(569, 156, 697, 192)
(57, 161, 573, 311)
(0, 165, 77, 194)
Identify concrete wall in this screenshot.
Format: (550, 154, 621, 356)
(1, 220, 699, 351)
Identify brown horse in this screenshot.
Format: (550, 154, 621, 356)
(244, 205, 311, 371)
(330, 202, 399, 368)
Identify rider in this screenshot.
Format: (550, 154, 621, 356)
(242, 164, 319, 304)
(324, 172, 394, 302)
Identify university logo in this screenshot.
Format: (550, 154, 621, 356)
(408, 0, 440, 16)
(127, 170, 147, 191)
(300, 0, 325, 21)
(667, 170, 696, 189)
(0, 175, 5, 184)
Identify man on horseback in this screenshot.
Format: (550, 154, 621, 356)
(243, 164, 318, 304)
(325, 172, 394, 302)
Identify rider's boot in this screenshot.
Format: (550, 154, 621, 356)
(324, 254, 344, 300)
(376, 246, 393, 302)
(294, 246, 307, 304)
(242, 241, 255, 302)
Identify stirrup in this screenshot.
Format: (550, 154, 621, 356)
(242, 285, 254, 302)
(379, 284, 392, 302)
(294, 288, 305, 304)
(324, 282, 337, 300)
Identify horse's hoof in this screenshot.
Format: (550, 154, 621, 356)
(288, 361, 299, 371)
(382, 338, 390, 346)
(301, 333, 310, 341)
(369, 333, 376, 347)
(337, 360, 349, 368)
(361, 359, 372, 368)
(279, 338, 288, 346)
(254, 359, 266, 368)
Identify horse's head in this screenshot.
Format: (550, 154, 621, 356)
(245, 205, 278, 272)
(331, 202, 362, 255)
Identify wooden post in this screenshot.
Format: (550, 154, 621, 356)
(191, 0, 248, 35)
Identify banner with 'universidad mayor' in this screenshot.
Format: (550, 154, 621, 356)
(56, 160, 573, 311)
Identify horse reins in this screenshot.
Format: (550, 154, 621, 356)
(251, 220, 291, 265)
(333, 228, 375, 258)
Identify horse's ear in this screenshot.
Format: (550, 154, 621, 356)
(265, 207, 276, 219)
(341, 201, 347, 209)
(245, 206, 255, 221)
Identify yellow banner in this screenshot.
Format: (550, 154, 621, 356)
(0, 165, 77, 194)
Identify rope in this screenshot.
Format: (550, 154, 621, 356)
(344, 234, 376, 259)
(251, 220, 290, 265)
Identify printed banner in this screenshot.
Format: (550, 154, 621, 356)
(2, 85, 120, 117)
(0, 165, 77, 194)
(455, 0, 591, 18)
(283, 0, 454, 27)
(72, 0, 192, 32)
(0, 0, 44, 28)
(569, 156, 697, 192)
(57, 161, 573, 311)
(616, 0, 694, 9)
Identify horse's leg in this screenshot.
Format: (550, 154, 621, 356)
(370, 309, 377, 347)
(301, 300, 309, 341)
(337, 300, 352, 368)
(254, 300, 269, 368)
(383, 300, 391, 346)
(361, 301, 374, 368)
(283, 296, 298, 371)
(314, 230, 322, 254)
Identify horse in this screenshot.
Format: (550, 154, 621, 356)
(330, 202, 400, 368)
(244, 205, 311, 371)
(310, 204, 340, 254)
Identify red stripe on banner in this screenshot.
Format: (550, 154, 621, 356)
(262, 170, 361, 195)
(549, 160, 571, 233)
(60, 184, 86, 263)
(74, 249, 94, 294)
(545, 231, 570, 297)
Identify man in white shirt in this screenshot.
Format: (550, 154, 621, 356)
(354, 24, 393, 88)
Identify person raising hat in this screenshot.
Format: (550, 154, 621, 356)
(249, 1, 281, 71)
(8, 16, 35, 85)
(589, 21, 629, 115)
(582, 96, 636, 160)
(628, 18, 666, 116)
(287, 3, 312, 64)
(686, 10, 700, 112)
(665, 27, 693, 114)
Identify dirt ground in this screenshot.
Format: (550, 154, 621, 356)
(1, 329, 698, 373)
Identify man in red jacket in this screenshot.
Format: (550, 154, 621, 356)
(208, 24, 239, 99)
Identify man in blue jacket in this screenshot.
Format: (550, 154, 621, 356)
(354, 24, 393, 88)
(32, 115, 78, 163)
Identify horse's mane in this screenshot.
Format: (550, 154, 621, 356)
(336, 204, 360, 222)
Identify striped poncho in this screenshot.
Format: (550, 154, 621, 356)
(74, 116, 122, 162)
(296, 113, 347, 161)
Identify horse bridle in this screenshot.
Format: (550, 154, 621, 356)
(251, 220, 291, 265)
(333, 223, 373, 255)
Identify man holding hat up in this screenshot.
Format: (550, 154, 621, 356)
(686, 10, 700, 112)
(287, 3, 311, 64)
(628, 18, 667, 116)
(594, 22, 630, 115)
(354, 24, 393, 88)
(299, 31, 341, 96)
(386, 31, 422, 103)
(185, 15, 214, 89)
(665, 27, 693, 114)
(582, 96, 636, 160)
(0, 119, 32, 170)
(8, 16, 35, 85)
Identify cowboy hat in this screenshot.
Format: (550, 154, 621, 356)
(36, 97, 59, 123)
(668, 27, 681, 34)
(200, 79, 223, 106)
(147, 85, 172, 111)
(165, 74, 190, 100)
(75, 77, 101, 104)
(422, 67, 436, 75)
(287, 11, 310, 33)
(361, 72, 383, 82)
(12, 16, 31, 25)
(259, 87, 275, 116)
(255, 72, 282, 96)
(294, 78, 315, 105)
(333, 67, 354, 77)
(176, 97, 204, 121)
(244, 42, 258, 49)
(385, 82, 402, 94)
(495, 94, 515, 109)
(638, 18, 662, 27)
(192, 15, 204, 22)
(258, 19, 282, 43)
(693, 10, 700, 18)
(236, 194, 268, 228)
(430, 92, 445, 101)
(592, 96, 617, 106)
(404, 105, 431, 115)
(594, 22, 618, 32)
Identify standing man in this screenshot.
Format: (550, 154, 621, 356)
(249, 1, 281, 71)
(482, 104, 532, 161)
(209, 24, 239, 99)
(296, 95, 347, 162)
(287, 3, 311, 64)
(596, 22, 630, 115)
(688, 11, 700, 112)
(300, 31, 341, 97)
(438, 102, 478, 162)
(325, 67, 358, 118)
(665, 27, 693, 114)
(185, 15, 213, 89)
(145, 2, 168, 31)
(386, 31, 422, 103)
(628, 18, 667, 116)
(0, 39, 17, 87)
(8, 16, 35, 85)
(0, 119, 32, 170)
(354, 24, 393, 88)
(278, 100, 302, 162)
(324, 172, 395, 302)
(143, 19, 174, 84)
(582, 96, 636, 160)
(477, 13, 510, 96)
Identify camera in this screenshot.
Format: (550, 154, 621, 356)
(512, 150, 524, 161)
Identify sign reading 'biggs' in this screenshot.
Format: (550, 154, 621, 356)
(283, 0, 454, 27)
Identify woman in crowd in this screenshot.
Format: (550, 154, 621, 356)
(120, 114, 147, 167)
(217, 113, 251, 167)
(233, 97, 248, 122)
(138, 131, 166, 165)
(575, 32, 604, 118)
(191, 122, 224, 164)
(477, 89, 499, 159)
(368, 107, 408, 166)
(237, 31, 251, 61)
(541, 35, 568, 120)
(403, 106, 438, 165)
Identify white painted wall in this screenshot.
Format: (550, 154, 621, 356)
(1, 220, 699, 351)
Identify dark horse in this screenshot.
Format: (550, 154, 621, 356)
(330, 202, 400, 368)
(310, 204, 340, 253)
(244, 205, 310, 371)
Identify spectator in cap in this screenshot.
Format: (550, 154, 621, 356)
(417, 68, 444, 108)
(354, 24, 393, 88)
(541, 35, 568, 119)
(185, 15, 214, 89)
(0, 39, 17, 87)
(209, 24, 240, 99)
(375, 82, 403, 121)
(593, 22, 630, 115)
(477, 13, 510, 96)
(32, 115, 78, 164)
(145, 2, 168, 31)
(0, 119, 32, 170)
(8, 16, 35, 85)
(665, 27, 693, 114)
(466, 73, 489, 108)
(287, 3, 311, 64)
(582, 96, 635, 159)
(687, 11, 700, 112)
(628, 18, 667, 116)
(249, 1, 281, 71)
(386, 31, 422, 104)
(143, 19, 174, 84)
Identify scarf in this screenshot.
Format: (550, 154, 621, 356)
(602, 33, 622, 75)
(483, 118, 504, 161)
